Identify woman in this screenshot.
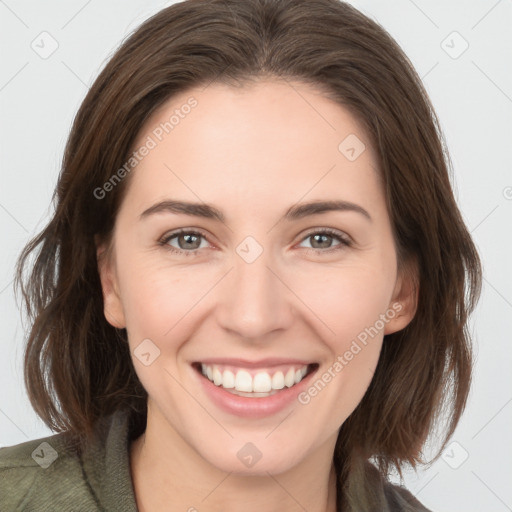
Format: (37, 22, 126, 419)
(0, 1, 481, 511)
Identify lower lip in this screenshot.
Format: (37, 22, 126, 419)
(193, 364, 318, 419)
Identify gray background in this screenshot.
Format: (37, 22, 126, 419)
(1, 1, 511, 511)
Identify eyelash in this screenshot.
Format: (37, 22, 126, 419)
(158, 228, 352, 257)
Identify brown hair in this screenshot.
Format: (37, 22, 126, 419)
(14, 0, 481, 508)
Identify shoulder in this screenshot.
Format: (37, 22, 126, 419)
(383, 480, 433, 512)
(364, 461, 433, 512)
(0, 409, 137, 511)
(0, 429, 100, 511)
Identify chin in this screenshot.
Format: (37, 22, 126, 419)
(192, 433, 315, 476)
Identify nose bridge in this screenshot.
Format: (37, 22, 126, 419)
(218, 235, 292, 339)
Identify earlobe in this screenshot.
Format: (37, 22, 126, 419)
(96, 240, 126, 329)
(384, 262, 419, 335)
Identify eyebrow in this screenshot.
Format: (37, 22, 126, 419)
(139, 199, 372, 223)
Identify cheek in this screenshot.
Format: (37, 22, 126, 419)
(118, 262, 209, 398)
(120, 262, 209, 339)
(301, 262, 396, 342)
(293, 263, 394, 415)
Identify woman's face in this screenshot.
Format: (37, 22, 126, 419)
(97, 79, 415, 475)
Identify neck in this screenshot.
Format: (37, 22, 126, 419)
(129, 409, 338, 512)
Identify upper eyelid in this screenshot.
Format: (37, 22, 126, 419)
(160, 228, 211, 243)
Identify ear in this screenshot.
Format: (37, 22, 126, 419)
(95, 236, 126, 329)
(384, 258, 419, 335)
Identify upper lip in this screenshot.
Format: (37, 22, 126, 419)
(193, 357, 317, 369)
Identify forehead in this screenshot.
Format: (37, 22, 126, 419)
(122, 79, 382, 220)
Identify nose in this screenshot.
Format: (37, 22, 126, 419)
(216, 245, 294, 341)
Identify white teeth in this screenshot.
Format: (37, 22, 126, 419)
(234, 370, 253, 392)
(253, 372, 272, 392)
(199, 363, 311, 393)
(271, 371, 285, 390)
(213, 367, 223, 386)
(284, 368, 295, 387)
(222, 370, 235, 388)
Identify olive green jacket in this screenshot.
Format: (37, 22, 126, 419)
(0, 409, 431, 511)
(1, 410, 137, 511)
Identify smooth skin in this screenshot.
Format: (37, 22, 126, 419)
(96, 78, 417, 512)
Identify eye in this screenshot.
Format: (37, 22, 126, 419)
(297, 228, 351, 254)
(159, 229, 211, 256)
(159, 227, 352, 257)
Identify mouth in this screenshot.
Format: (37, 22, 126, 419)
(192, 361, 319, 398)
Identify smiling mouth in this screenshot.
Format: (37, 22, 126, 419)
(192, 362, 319, 397)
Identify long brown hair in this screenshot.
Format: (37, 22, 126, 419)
(14, 0, 482, 508)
